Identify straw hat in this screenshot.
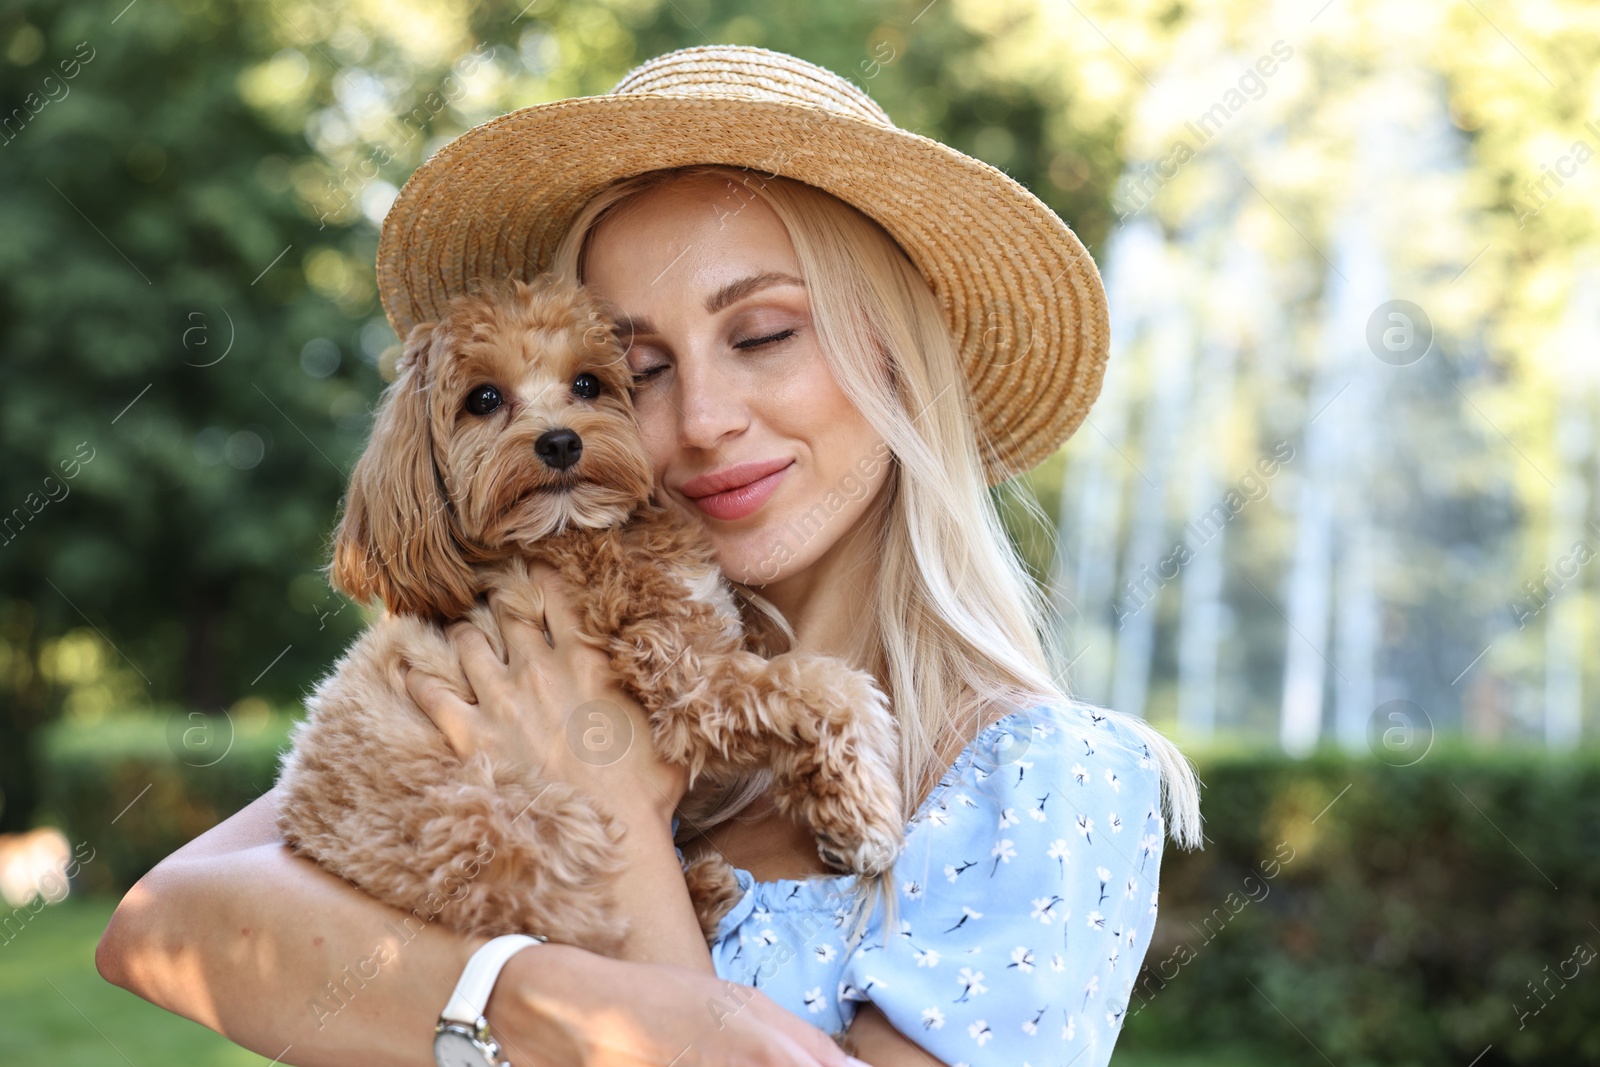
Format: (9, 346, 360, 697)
(376, 45, 1109, 484)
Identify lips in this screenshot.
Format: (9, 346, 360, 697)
(679, 458, 791, 498)
(679, 458, 793, 522)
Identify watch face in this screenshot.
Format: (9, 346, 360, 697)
(434, 1026, 497, 1067)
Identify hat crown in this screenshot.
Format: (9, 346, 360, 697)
(379, 46, 1108, 483)
(609, 45, 894, 128)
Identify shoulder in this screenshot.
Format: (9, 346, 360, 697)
(985, 699, 1201, 852)
(837, 700, 1172, 1059)
(897, 700, 1164, 885)
(925, 700, 1162, 821)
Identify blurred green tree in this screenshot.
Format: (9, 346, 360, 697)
(0, 0, 1120, 831)
(0, 0, 387, 830)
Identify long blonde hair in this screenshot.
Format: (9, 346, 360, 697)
(548, 165, 1203, 929)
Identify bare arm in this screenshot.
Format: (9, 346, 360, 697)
(98, 556, 864, 1067)
(98, 786, 859, 1067)
(845, 1004, 952, 1066)
(97, 787, 487, 1066)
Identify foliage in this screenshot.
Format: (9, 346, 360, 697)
(1121, 742, 1600, 1066)
(0, 0, 384, 831)
(0, 0, 1124, 832)
(34, 708, 294, 894)
(970, 0, 1600, 744)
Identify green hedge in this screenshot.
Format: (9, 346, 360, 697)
(36, 709, 295, 895)
(1119, 740, 1600, 1067)
(32, 715, 1600, 1065)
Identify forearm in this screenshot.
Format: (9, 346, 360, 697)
(603, 796, 716, 972)
(98, 789, 714, 1065)
(99, 820, 481, 1065)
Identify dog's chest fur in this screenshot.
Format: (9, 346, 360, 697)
(512, 502, 746, 660)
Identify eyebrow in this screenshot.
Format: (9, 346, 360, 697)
(705, 270, 805, 314)
(613, 316, 652, 344)
(612, 270, 806, 340)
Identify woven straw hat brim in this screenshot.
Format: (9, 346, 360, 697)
(377, 94, 1109, 484)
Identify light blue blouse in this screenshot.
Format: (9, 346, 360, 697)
(674, 700, 1168, 1067)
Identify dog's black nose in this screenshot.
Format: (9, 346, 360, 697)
(534, 428, 583, 471)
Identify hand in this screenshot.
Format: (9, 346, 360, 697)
(405, 562, 690, 822)
(489, 945, 873, 1067)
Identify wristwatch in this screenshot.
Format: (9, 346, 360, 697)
(433, 933, 547, 1067)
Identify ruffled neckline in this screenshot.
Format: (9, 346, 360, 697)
(701, 704, 1044, 933)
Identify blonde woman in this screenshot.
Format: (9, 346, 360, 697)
(98, 45, 1202, 1067)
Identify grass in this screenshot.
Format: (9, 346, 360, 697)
(0, 896, 1266, 1066)
(0, 896, 273, 1066)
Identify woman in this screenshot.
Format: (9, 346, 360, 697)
(97, 45, 1202, 1067)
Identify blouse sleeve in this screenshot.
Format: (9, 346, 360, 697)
(837, 703, 1167, 1067)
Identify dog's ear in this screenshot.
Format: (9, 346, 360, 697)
(329, 321, 478, 619)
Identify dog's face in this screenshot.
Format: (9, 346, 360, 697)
(330, 276, 654, 618)
(429, 277, 652, 546)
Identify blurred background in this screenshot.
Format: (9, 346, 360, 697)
(2, 0, 1598, 1064)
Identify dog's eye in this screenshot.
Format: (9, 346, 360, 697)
(572, 373, 602, 400)
(464, 385, 502, 416)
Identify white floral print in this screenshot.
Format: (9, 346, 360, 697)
(678, 701, 1167, 1067)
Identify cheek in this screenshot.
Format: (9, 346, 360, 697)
(633, 406, 675, 483)
(738, 424, 889, 583)
(797, 374, 880, 479)
(764, 346, 832, 411)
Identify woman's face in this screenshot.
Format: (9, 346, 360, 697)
(581, 176, 892, 587)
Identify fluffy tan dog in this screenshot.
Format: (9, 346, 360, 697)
(275, 275, 903, 956)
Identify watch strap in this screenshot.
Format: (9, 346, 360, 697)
(440, 933, 546, 1026)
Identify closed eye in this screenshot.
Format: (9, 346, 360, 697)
(733, 328, 795, 350)
(630, 327, 797, 385)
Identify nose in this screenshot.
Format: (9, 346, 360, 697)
(534, 428, 583, 471)
(675, 354, 749, 451)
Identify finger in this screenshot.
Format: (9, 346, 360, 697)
(760, 1028, 845, 1067)
(448, 620, 512, 697)
(523, 566, 594, 660)
(486, 587, 553, 676)
(756, 1004, 866, 1067)
(550, 572, 601, 655)
(536, 569, 584, 645)
(404, 668, 480, 759)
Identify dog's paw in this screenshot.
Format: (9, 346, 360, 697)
(816, 823, 902, 877)
(760, 658, 905, 878)
(683, 850, 745, 943)
(805, 746, 905, 878)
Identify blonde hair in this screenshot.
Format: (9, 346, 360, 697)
(548, 165, 1203, 936)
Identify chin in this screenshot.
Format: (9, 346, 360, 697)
(494, 485, 643, 545)
(705, 520, 818, 587)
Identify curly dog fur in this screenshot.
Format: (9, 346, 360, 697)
(275, 275, 904, 957)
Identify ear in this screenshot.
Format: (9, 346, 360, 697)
(329, 322, 478, 619)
